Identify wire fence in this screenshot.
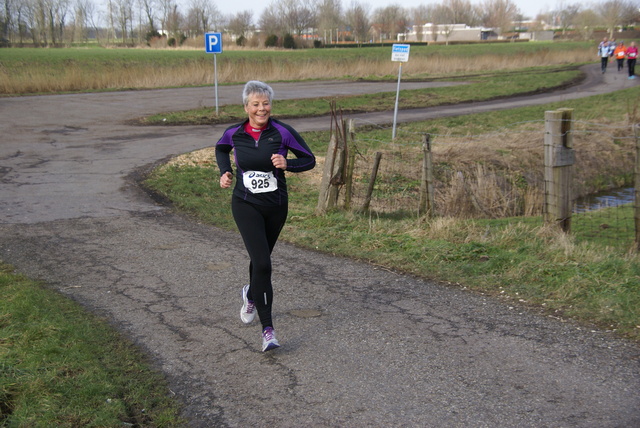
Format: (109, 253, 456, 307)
(319, 114, 638, 250)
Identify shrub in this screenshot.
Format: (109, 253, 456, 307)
(145, 30, 161, 46)
(265, 34, 278, 47)
(283, 33, 295, 49)
(236, 35, 246, 47)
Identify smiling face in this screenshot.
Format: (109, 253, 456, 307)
(244, 93, 271, 129)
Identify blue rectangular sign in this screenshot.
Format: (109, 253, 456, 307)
(392, 44, 410, 53)
(391, 44, 410, 62)
(205, 32, 222, 53)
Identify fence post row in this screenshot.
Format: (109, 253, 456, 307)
(316, 110, 640, 252)
(544, 109, 575, 232)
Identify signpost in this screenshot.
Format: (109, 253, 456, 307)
(391, 44, 410, 139)
(205, 32, 223, 115)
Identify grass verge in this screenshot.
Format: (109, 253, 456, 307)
(138, 66, 583, 125)
(0, 263, 186, 427)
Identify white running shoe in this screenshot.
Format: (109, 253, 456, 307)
(261, 327, 280, 352)
(240, 284, 255, 324)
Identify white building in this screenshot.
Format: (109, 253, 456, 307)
(398, 23, 555, 43)
(398, 23, 494, 43)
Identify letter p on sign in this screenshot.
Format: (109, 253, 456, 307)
(205, 32, 222, 54)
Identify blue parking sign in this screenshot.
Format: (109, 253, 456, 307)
(205, 32, 222, 53)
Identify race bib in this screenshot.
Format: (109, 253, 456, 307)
(243, 171, 278, 194)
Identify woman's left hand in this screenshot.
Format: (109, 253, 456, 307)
(271, 154, 287, 170)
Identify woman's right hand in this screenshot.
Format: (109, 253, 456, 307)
(220, 171, 233, 188)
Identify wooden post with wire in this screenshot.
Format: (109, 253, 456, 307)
(544, 108, 575, 232)
(316, 103, 347, 215)
(344, 119, 357, 210)
(418, 134, 435, 217)
(360, 152, 383, 213)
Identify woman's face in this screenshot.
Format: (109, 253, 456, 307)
(244, 93, 271, 129)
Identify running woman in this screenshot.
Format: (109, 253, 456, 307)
(215, 80, 316, 352)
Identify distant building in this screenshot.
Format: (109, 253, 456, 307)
(519, 31, 554, 41)
(398, 23, 493, 43)
(398, 23, 554, 43)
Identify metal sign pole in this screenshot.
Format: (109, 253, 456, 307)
(205, 32, 222, 116)
(392, 63, 402, 139)
(390, 43, 410, 140)
(214, 53, 219, 115)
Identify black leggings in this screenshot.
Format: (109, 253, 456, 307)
(232, 196, 288, 329)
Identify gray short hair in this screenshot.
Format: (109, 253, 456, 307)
(242, 80, 275, 106)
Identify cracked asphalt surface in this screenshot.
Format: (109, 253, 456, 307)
(1, 64, 639, 426)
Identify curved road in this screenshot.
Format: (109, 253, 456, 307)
(0, 64, 639, 426)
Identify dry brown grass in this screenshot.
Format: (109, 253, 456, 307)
(165, 113, 634, 220)
(338, 118, 634, 218)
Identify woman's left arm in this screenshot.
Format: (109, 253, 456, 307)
(277, 123, 316, 173)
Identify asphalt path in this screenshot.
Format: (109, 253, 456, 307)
(1, 64, 639, 426)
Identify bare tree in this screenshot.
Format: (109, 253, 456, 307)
(258, 6, 281, 37)
(432, 3, 456, 43)
(82, 0, 102, 43)
(481, 0, 519, 35)
(71, 0, 91, 43)
(372, 4, 408, 41)
(409, 5, 429, 42)
(317, 0, 340, 43)
(138, 0, 156, 33)
(2, 0, 14, 40)
(597, 0, 637, 38)
(574, 8, 599, 40)
(553, 1, 581, 34)
(443, 0, 481, 25)
(164, 3, 182, 40)
(157, 0, 174, 34)
(227, 10, 252, 39)
(185, 0, 220, 36)
(112, 0, 134, 43)
(29, 0, 71, 45)
(278, 0, 316, 37)
(260, 0, 315, 39)
(344, 1, 370, 44)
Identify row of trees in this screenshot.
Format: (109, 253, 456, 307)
(1, 0, 639, 47)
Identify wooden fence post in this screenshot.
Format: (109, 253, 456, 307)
(359, 152, 383, 213)
(344, 119, 357, 210)
(544, 108, 575, 232)
(419, 134, 435, 217)
(634, 124, 640, 251)
(316, 107, 347, 215)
